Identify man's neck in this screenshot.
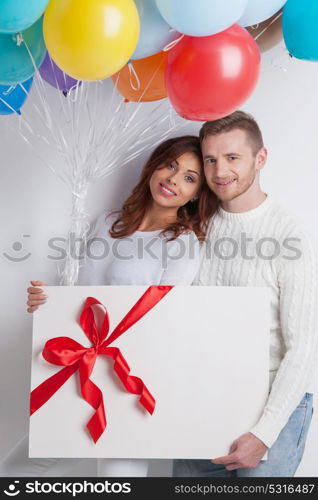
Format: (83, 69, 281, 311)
(221, 189, 267, 214)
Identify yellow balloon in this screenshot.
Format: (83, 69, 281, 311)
(43, 0, 140, 81)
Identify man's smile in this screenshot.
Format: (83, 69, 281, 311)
(213, 179, 237, 188)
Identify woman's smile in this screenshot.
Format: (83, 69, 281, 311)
(159, 182, 177, 197)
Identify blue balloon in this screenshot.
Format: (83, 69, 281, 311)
(238, 0, 287, 27)
(0, 77, 33, 115)
(155, 0, 249, 37)
(283, 0, 318, 61)
(0, 16, 46, 85)
(0, 0, 49, 33)
(132, 0, 180, 59)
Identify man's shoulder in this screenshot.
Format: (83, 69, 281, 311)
(268, 199, 313, 241)
(266, 200, 317, 265)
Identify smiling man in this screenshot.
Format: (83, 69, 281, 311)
(173, 110, 318, 477)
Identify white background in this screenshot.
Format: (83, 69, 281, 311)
(1, 38, 318, 476)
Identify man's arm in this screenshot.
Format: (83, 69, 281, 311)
(249, 230, 318, 448)
(213, 230, 318, 469)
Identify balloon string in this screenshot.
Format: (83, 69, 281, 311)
(130, 53, 167, 105)
(68, 81, 82, 103)
(163, 34, 184, 52)
(0, 96, 21, 114)
(128, 62, 141, 91)
(15, 32, 23, 46)
(254, 11, 283, 41)
(8, 37, 186, 286)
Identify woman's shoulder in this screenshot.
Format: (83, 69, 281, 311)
(95, 209, 119, 226)
(168, 229, 199, 243)
(169, 229, 200, 244)
(164, 229, 201, 256)
(88, 209, 120, 237)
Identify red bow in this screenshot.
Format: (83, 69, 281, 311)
(30, 285, 173, 443)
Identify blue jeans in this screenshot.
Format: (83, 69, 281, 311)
(173, 393, 314, 477)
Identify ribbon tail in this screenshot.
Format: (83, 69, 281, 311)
(30, 364, 78, 415)
(105, 286, 173, 345)
(79, 360, 106, 443)
(101, 347, 155, 415)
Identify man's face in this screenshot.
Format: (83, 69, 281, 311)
(201, 129, 265, 202)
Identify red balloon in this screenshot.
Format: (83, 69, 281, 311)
(166, 25, 261, 121)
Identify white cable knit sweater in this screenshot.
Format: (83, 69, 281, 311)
(195, 194, 318, 448)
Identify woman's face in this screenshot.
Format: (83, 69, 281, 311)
(149, 152, 203, 209)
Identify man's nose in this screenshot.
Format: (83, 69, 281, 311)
(213, 160, 229, 177)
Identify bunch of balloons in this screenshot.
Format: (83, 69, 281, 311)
(1, 0, 317, 120)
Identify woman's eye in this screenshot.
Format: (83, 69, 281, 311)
(185, 175, 194, 183)
(167, 163, 176, 170)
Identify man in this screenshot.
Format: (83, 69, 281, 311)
(173, 111, 318, 477)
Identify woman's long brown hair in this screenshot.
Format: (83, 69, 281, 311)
(109, 136, 219, 241)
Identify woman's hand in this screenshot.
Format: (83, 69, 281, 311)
(27, 280, 48, 313)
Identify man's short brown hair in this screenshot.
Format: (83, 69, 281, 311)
(199, 110, 264, 156)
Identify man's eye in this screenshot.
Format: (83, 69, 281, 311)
(205, 159, 216, 164)
(229, 156, 238, 161)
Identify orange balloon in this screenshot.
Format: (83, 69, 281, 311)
(112, 50, 168, 102)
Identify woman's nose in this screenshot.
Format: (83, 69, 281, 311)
(167, 173, 177, 185)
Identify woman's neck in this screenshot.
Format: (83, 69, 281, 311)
(137, 204, 178, 232)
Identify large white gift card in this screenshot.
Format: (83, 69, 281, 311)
(29, 286, 270, 459)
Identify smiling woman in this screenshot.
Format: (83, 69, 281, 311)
(109, 136, 217, 241)
(16, 135, 219, 478)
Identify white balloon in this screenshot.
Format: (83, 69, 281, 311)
(238, 0, 287, 27)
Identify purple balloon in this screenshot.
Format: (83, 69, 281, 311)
(39, 52, 80, 93)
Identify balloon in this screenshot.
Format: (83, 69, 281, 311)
(39, 52, 80, 93)
(247, 10, 283, 53)
(132, 0, 180, 59)
(43, 0, 140, 81)
(166, 25, 261, 121)
(0, 0, 49, 34)
(155, 0, 248, 36)
(112, 51, 168, 102)
(239, 0, 286, 27)
(0, 77, 33, 115)
(0, 17, 46, 85)
(283, 0, 318, 61)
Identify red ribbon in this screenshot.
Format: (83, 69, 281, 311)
(30, 285, 173, 443)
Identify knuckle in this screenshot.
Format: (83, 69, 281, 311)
(241, 461, 251, 468)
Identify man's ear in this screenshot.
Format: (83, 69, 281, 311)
(255, 147, 267, 171)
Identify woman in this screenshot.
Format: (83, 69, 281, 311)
(2, 136, 217, 478)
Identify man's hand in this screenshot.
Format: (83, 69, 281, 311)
(211, 432, 268, 471)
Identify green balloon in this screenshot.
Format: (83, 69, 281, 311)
(0, 16, 46, 85)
